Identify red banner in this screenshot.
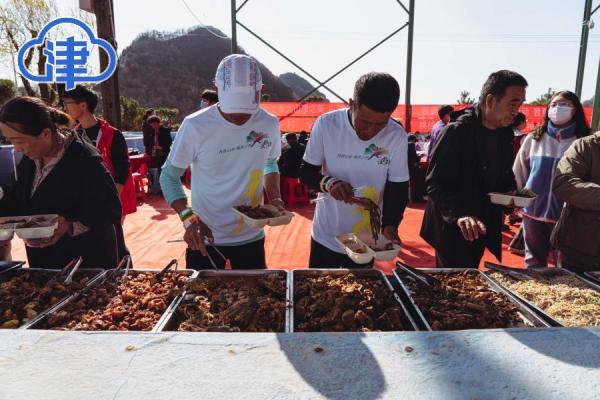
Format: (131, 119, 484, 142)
(262, 102, 593, 134)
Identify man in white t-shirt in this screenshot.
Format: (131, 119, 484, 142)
(300, 73, 410, 268)
(160, 54, 284, 269)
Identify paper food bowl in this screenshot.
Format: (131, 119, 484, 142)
(335, 233, 376, 264)
(0, 214, 58, 240)
(232, 205, 294, 229)
(357, 233, 401, 261)
(488, 193, 536, 208)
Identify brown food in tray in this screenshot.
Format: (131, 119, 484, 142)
(41, 271, 189, 331)
(294, 273, 406, 332)
(235, 205, 277, 219)
(406, 270, 527, 330)
(176, 274, 286, 332)
(0, 270, 96, 329)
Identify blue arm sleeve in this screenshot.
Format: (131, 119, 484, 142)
(263, 158, 279, 175)
(159, 160, 187, 206)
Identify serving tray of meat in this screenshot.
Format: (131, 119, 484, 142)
(291, 269, 416, 332)
(0, 214, 58, 240)
(0, 267, 104, 329)
(28, 264, 195, 331)
(156, 270, 290, 333)
(393, 264, 549, 331)
(484, 262, 600, 327)
(232, 205, 294, 228)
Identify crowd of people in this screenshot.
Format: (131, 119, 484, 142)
(0, 54, 598, 273)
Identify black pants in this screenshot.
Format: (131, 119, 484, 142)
(114, 221, 130, 262)
(435, 241, 485, 268)
(309, 238, 373, 269)
(185, 237, 266, 270)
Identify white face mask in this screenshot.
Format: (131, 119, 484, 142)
(199, 99, 210, 109)
(548, 105, 574, 126)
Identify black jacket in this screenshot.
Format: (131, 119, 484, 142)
(278, 143, 306, 178)
(420, 106, 516, 260)
(143, 125, 172, 156)
(0, 134, 122, 269)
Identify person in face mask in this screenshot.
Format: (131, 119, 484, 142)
(513, 91, 590, 267)
(199, 89, 218, 110)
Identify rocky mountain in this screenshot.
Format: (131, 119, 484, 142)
(118, 26, 299, 118)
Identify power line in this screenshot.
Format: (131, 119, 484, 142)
(180, 0, 230, 40)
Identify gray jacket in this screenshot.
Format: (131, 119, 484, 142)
(552, 132, 600, 271)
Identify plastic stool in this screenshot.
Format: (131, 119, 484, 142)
(282, 177, 309, 207)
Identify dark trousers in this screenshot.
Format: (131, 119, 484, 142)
(522, 216, 556, 267)
(435, 241, 485, 268)
(309, 238, 373, 269)
(114, 221, 130, 262)
(185, 238, 266, 270)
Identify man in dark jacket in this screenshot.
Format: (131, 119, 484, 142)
(143, 115, 172, 168)
(278, 133, 305, 178)
(420, 70, 527, 268)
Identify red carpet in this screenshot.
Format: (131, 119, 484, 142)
(10, 195, 525, 271)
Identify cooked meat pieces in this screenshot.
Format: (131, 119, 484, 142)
(489, 271, 600, 327)
(294, 273, 406, 332)
(0, 270, 96, 329)
(176, 273, 286, 332)
(405, 270, 530, 330)
(235, 205, 277, 219)
(41, 271, 189, 331)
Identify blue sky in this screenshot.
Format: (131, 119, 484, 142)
(2, 0, 599, 104)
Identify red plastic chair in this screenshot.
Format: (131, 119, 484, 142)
(132, 163, 149, 200)
(282, 177, 309, 207)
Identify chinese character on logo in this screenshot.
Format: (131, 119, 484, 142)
(18, 17, 117, 90)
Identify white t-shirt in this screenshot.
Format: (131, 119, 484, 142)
(303, 108, 409, 253)
(168, 105, 281, 244)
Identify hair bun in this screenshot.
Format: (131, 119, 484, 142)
(49, 108, 71, 126)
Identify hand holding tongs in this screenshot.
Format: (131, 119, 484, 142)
(396, 261, 440, 287)
(165, 239, 226, 270)
(61, 256, 83, 285)
(154, 259, 178, 281)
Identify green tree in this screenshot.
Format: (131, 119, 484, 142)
(529, 88, 557, 106)
(457, 90, 475, 105)
(0, 79, 16, 104)
(120, 96, 143, 131)
(155, 107, 179, 122)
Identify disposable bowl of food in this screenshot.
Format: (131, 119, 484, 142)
(232, 205, 294, 229)
(488, 193, 536, 208)
(335, 233, 376, 264)
(357, 234, 401, 261)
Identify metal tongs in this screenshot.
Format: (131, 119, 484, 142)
(154, 259, 178, 282)
(103, 255, 131, 283)
(484, 262, 536, 281)
(61, 256, 83, 285)
(396, 261, 440, 287)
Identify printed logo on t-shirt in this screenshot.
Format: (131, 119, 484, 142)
(247, 131, 272, 149)
(217, 130, 273, 154)
(336, 144, 390, 165)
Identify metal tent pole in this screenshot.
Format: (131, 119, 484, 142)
(575, 0, 593, 97)
(404, 0, 415, 131)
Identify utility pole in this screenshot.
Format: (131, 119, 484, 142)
(592, 57, 600, 131)
(575, 0, 593, 98)
(231, 0, 237, 54)
(94, 0, 121, 129)
(404, 0, 415, 132)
